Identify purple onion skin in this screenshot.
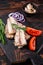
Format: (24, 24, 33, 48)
(8, 12, 25, 23)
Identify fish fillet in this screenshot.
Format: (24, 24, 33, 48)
(7, 18, 14, 34)
(14, 29, 20, 46)
(20, 29, 27, 45)
(9, 17, 17, 24)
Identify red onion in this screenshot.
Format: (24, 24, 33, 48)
(8, 13, 14, 17)
(8, 12, 25, 22)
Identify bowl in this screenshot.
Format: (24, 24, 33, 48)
(22, 2, 39, 15)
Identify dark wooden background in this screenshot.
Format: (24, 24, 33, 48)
(0, 0, 43, 65)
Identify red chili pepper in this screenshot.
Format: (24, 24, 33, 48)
(29, 36, 36, 51)
(26, 27, 42, 36)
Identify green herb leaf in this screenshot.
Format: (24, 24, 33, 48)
(0, 19, 6, 45)
(12, 24, 26, 31)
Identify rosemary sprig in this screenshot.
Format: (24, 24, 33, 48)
(12, 24, 26, 31)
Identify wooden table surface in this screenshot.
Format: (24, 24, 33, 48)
(0, 0, 43, 65)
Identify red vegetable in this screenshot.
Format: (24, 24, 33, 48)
(26, 27, 42, 36)
(29, 36, 36, 51)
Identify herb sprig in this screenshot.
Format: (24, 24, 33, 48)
(12, 24, 26, 31)
(0, 19, 6, 44)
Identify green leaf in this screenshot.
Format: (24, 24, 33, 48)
(0, 18, 6, 45)
(12, 24, 26, 31)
